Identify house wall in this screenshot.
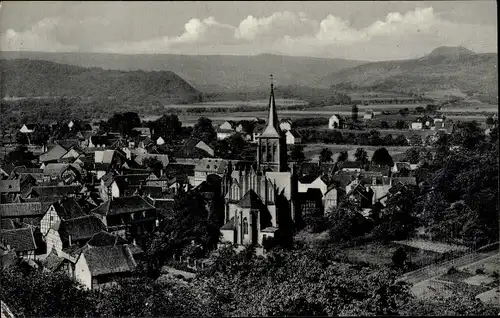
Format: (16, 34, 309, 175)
(328, 116, 340, 129)
(279, 122, 292, 131)
(62, 149, 79, 159)
(285, 132, 295, 145)
(220, 229, 235, 244)
(94, 151, 104, 163)
(156, 138, 165, 145)
(111, 182, 120, 198)
(219, 122, 233, 130)
(298, 178, 327, 195)
(411, 122, 423, 130)
(40, 205, 61, 235)
(216, 131, 232, 140)
(324, 189, 338, 212)
(20, 125, 33, 133)
(96, 171, 106, 180)
(45, 228, 63, 254)
(75, 254, 93, 290)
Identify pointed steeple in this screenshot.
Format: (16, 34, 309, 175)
(260, 75, 282, 138)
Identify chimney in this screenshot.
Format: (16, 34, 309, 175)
(68, 235, 72, 246)
(372, 177, 376, 185)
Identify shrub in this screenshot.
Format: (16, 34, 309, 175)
(447, 266, 458, 275)
(476, 268, 485, 275)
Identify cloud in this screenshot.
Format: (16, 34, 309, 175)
(235, 11, 318, 42)
(0, 7, 497, 59)
(0, 17, 78, 52)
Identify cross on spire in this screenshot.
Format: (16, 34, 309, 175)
(270, 74, 274, 87)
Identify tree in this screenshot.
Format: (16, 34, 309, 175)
(193, 117, 216, 144)
(395, 120, 407, 130)
(451, 121, 485, 150)
(1, 261, 96, 317)
(108, 112, 141, 136)
(290, 145, 306, 163)
(351, 104, 359, 122)
(354, 148, 368, 164)
(485, 115, 495, 127)
(154, 114, 182, 142)
(326, 200, 371, 243)
(380, 121, 389, 129)
(337, 151, 348, 162)
(394, 135, 409, 146)
(372, 147, 394, 167)
(403, 147, 421, 164)
(319, 148, 333, 163)
(399, 108, 409, 117)
(3, 145, 36, 166)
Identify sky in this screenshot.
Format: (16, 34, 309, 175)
(0, 1, 497, 60)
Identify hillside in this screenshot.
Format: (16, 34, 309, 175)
(0, 51, 366, 92)
(0, 59, 203, 104)
(320, 47, 498, 99)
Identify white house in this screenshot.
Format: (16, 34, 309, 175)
(298, 175, 328, 195)
(411, 122, 423, 130)
(19, 124, 36, 134)
(156, 137, 165, 146)
(285, 130, 301, 145)
(68, 121, 74, 130)
(328, 115, 343, 129)
(363, 110, 374, 120)
(219, 121, 234, 131)
(216, 129, 234, 140)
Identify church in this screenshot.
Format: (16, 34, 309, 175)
(219, 80, 298, 248)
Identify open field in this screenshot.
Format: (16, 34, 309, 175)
(314, 127, 439, 138)
(161, 98, 307, 109)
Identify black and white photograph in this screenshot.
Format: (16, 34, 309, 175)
(0, 1, 498, 316)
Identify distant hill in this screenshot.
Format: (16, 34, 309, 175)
(320, 46, 498, 99)
(0, 59, 203, 104)
(0, 51, 366, 92)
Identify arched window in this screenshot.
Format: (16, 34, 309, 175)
(243, 217, 248, 235)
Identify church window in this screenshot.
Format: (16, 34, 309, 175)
(243, 217, 248, 235)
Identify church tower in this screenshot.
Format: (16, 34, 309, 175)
(257, 76, 288, 172)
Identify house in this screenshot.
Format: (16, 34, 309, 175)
(411, 121, 423, 130)
(185, 138, 215, 157)
(88, 135, 110, 148)
(91, 196, 157, 240)
(40, 197, 89, 236)
(252, 124, 266, 143)
(0, 227, 37, 260)
(392, 162, 412, 173)
(328, 114, 344, 129)
(68, 120, 75, 130)
(0, 202, 48, 225)
(216, 123, 235, 140)
(132, 127, 151, 137)
(363, 110, 374, 120)
(156, 136, 165, 146)
(74, 244, 138, 290)
(39, 144, 70, 163)
(42, 163, 82, 185)
(0, 179, 20, 194)
(25, 185, 82, 200)
(297, 188, 323, 217)
(279, 119, 292, 132)
(100, 173, 151, 200)
(323, 185, 342, 213)
(285, 130, 301, 145)
(19, 124, 36, 134)
(134, 154, 170, 169)
(193, 158, 228, 187)
(337, 161, 363, 172)
(298, 175, 328, 196)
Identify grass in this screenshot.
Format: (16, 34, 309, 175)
(303, 144, 411, 161)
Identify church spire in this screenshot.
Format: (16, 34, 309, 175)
(260, 74, 281, 137)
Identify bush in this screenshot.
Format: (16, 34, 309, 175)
(447, 266, 458, 275)
(476, 268, 485, 275)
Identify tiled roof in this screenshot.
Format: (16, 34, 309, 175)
(59, 215, 106, 242)
(0, 180, 20, 193)
(52, 197, 88, 220)
(392, 177, 417, 185)
(298, 175, 318, 184)
(56, 139, 79, 150)
(30, 185, 82, 199)
(0, 227, 36, 252)
(43, 163, 81, 178)
(82, 245, 137, 276)
(0, 202, 45, 217)
(39, 144, 68, 163)
(220, 217, 235, 230)
(134, 154, 170, 167)
(91, 196, 155, 216)
(338, 161, 363, 169)
(1, 219, 17, 230)
(87, 231, 127, 247)
(237, 189, 264, 209)
(42, 249, 65, 271)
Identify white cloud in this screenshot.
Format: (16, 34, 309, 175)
(0, 17, 78, 52)
(0, 7, 496, 59)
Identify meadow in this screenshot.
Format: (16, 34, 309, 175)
(301, 143, 412, 162)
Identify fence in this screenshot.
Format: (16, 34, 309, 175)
(399, 241, 499, 285)
(170, 254, 207, 272)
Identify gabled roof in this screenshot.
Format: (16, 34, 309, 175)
(0, 202, 45, 217)
(87, 231, 127, 247)
(286, 129, 301, 138)
(392, 177, 417, 185)
(338, 161, 363, 169)
(52, 197, 88, 220)
(56, 139, 79, 151)
(59, 215, 106, 242)
(42, 249, 65, 272)
(29, 185, 82, 199)
(220, 217, 235, 230)
(81, 245, 137, 277)
(90, 135, 111, 146)
(194, 158, 228, 174)
(237, 189, 265, 209)
(0, 227, 36, 252)
(0, 180, 20, 193)
(39, 144, 68, 163)
(1, 219, 17, 230)
(298, 175, 318, 184)
(91, 196, 155, 216)
(43, 163, 81, 178)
